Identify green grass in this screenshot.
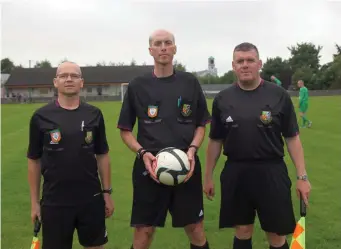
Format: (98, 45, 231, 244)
(1, 96, 341, 249)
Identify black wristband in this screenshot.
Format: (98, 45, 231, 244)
(137, 148, 148, 159)
(188, 145, 199, 152)
(140, 150, 148, 159)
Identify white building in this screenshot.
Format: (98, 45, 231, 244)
(195, 56, 218, 77)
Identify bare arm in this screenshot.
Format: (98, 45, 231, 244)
(285, 135, 307, 176)
(120, 130, 143, 153)
(205, 138, 223, 178)
(190, 126, 206, 148)
(97, 153, 111, 190)
(28, 159, 41, 205)
(97, 152, 115, 217)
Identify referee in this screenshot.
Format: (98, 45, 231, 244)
(117, 29, 211, 249)
(204, 43, 311, 249)
(27, 61, 114, 249)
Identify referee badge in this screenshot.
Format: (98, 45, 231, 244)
(85, 131, 93, 144)
(147, 105, 158, 118)
(50, 129, 61, 144)
(260, 111, 272, 124)
(181, 104, 192, 117)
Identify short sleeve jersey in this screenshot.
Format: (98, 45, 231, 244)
(117, 71, 211, 151)
(209, 81, 299, 162)
(299, 86, 309, 104)
(27, 101, 109, 206)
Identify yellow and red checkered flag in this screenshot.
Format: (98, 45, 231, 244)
(30, 218, 41, 249)
(290, 195, 307, 249)
(30, 237, 40, 249)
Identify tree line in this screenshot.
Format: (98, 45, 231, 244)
(2, 43, 341, 90)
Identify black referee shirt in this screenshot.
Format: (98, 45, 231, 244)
(117, 71, 211, 152)
(209, 80, 299, 162)
(27, 101, 109, 206)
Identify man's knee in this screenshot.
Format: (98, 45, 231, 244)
(184, 220, 207, 246)
(133, 226, 156, 249)
(235, 224, 254, 240)
(266, 232, 287, 247)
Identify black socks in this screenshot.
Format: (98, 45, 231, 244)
(233, 236, 252, 249)
(190, 240, 209, 249)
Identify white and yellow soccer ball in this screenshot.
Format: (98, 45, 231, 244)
(155, 147, 190, 186)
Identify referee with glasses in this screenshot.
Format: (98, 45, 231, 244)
(27, 61, 114, 249)
(117, 29, 211, 249)
(204, 42, 311, 249)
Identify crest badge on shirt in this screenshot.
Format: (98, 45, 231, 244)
(85, 131, 93, 144)
(260, 111, 272, 124)
(50, 129, 61, 144)
(181, 104, 192, 117)
(147, 105, 158, 118)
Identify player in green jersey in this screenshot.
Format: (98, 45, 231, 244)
(271, 75, 282, 86)
(297, 80, 312, 128)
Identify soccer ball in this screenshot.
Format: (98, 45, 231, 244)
(155, 147, 190, 186)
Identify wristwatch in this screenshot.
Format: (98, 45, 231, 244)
(102, 187, 112, 195)
(297, 175, 308, 181)
(137, 148, 147, 159)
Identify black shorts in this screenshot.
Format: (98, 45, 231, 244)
(41, 195, 108, 249)
(131, 155, 204, 228)
(219, 159, 296, 235)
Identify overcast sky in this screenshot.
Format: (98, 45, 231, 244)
(1, 0, 340, 75)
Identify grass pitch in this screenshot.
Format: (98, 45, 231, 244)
(1, 96, 341, 249)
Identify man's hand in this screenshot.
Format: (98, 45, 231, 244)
(143, 152, 159, 183)
(31, 201, 41, 224)
(296, 179, 311, 206)
(184, 147, 196, 182)
(103, 194, 114, 218)
(203, 176, 215, 201)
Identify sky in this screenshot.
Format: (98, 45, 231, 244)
(1, 0, 340, 76)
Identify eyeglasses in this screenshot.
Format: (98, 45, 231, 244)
(56, 74, 82, 80)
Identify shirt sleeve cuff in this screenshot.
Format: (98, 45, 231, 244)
(117, 124, 133, 131)
(283, 131, 300, 138)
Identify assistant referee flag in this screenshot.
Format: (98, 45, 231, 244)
(290, 196, 307, 249)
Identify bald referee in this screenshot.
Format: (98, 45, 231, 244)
(27, 61, 114, 249)
(204, 42, 311, 249)
(117, 29, 211, 249)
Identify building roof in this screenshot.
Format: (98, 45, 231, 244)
(5, 65, 154, 87)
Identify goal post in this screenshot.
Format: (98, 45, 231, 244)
(120, 83, 129, 102)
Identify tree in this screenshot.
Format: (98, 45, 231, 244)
(291, 66, 315, 90)
(329, 55, 341, 89)
(1, 58, 15, 73)
(315, 62, 334, 90)
(333, 44, 341, 59)
(219, 70, 237, 84)
(130, 59, 137, 66)
(260, 57, 291, 81)
(116, 62, 126, 66)
(173, 60, 186, 72)
(34, 59, 52, 68)
(288, 42, 322, 73)
(197, 75, 220, 84)
(96, 61, 106, 66)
